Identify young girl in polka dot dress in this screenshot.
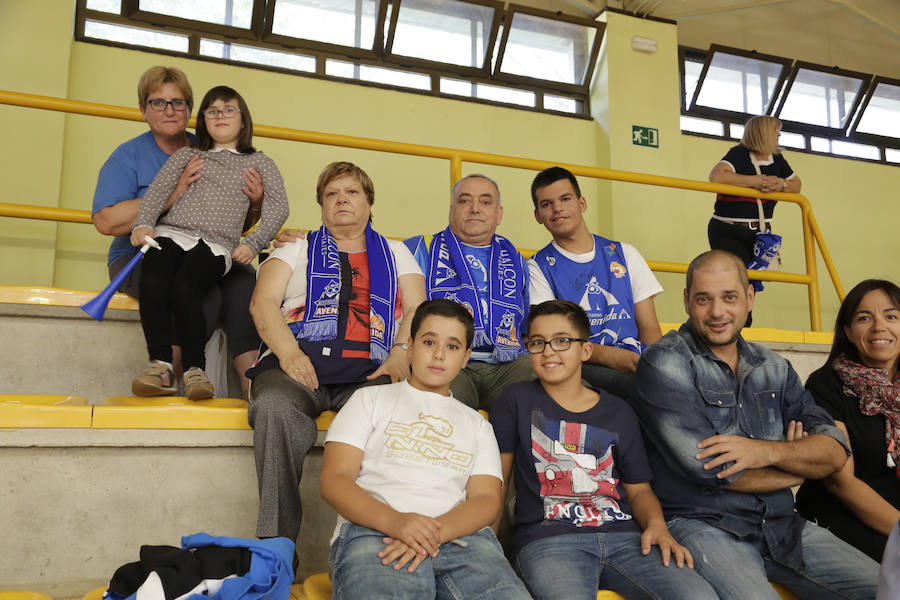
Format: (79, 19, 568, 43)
(130, 86, 289, 400)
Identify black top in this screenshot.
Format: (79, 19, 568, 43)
(714, 145, 794, 220)
(796, 365, 900, 514)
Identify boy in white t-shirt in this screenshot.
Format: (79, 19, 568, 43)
(320, 299, 530, 599)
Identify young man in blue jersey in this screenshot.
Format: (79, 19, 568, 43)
(529, 166, 663, 400)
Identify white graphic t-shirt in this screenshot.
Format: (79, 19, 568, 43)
(325, 380, 503, 542)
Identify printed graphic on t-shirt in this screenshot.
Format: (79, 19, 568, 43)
(384, 412, 473, 472)
(579, 276, 639, 353)
(531, 410, 631, 527)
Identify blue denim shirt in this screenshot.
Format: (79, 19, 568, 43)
(634, 323, 849, 572)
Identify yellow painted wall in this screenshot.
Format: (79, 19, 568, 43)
(0, 3, 897, 333)
(0, 0, 73, 286)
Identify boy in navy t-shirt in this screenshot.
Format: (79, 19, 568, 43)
(490, 300, 717, 600)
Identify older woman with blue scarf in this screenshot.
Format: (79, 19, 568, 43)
(246, 162, 425, 549)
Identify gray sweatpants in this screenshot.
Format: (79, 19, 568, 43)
(247, 368, 389, 540)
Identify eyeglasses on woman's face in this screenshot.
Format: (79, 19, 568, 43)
(146, 98, 189, 112)
(204, 107, 241, 119)
(525, 337, 587, 354)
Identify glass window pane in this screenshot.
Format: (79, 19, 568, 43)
(325, 59, 431, 90)
(83, 19, 189, 52)
(856, 81, 900, 139)
(138, 0, 253, 29)
(695, 52, 785, 114)
(729, 123, 744, 139)
(272, 0, 379, 50)
(779, 68, 864, 128)
(885, 148, 900, 163)
(779, 131, 805, 149)
(476, 83, 535, 107)
(810, 136, 831, 152)
(440, 77, 474, 96)
(200, 40, 316, 72)
(680, 115, 724, 136)
(683, 59, 702, 108)
(830, 139, 879, 160)
(86, 0, 121, 12)
(391, 0, 495, 68)
(499, 12, 596, 85)
(545, 94, 578, 114)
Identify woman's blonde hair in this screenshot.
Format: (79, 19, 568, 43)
(137, 66, 193, 110)
(741, 115, 781, 156)
(316, 162, 375, 223)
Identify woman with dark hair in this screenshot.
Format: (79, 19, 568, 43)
(796, 279, 900, 561)
(130, 86, 289, 400)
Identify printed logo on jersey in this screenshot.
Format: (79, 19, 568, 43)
(384, 412, 473, 471)
(313, 279, 340, 317)
(495, 309, 520, 349)
(609, 261, 626, 279)
(604, 242, 618, 256)
(545, 256, 556, 266)
(369, 309, 385, 344)
(531, 411, 630, 527)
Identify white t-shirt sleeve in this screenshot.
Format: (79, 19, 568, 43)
(528, 257, 555, 305)
(324, 388, 377, 450)
(621, 242, 663, 304)
(262, 238, 309, 316)
(389, 238, 424, 277)
(469, 417, 503, 483)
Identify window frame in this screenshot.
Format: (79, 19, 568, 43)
(121, 0, 265, 42)
(261, 0, 389, 60)
(381, 0, 503, 77)
(847, 75, 900, 147)
(686, 44, 792, 122)
(772, 60, 871, 137)
(492, 3, 604, 95)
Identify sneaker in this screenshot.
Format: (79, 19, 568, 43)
(132, 361, 177, 396)
(184, 367, 214, 400)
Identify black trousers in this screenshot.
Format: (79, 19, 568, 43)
(707, 217, 757, 265)
(139, 237, 226, 370)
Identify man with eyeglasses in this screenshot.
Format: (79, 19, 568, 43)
(528, 166, 663, 401)
(91, 66, 265, 399)
(404, 174, 533, 410)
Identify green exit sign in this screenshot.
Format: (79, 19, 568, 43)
(632, 125, 659, 148)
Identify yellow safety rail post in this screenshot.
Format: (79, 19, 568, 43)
(0, 90, 844, 330)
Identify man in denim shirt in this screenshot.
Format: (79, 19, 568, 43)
(634, 250, 879, 599)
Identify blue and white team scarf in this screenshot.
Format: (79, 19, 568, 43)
(425, 226, 526, 362)
(301, 224, 397, 363)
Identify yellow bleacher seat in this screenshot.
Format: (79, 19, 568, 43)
(0, 394, 91, 428)
(289, 583, 309, 599)
(0, 285, 138, 311)
(302, 572, 626, 599)
(80, 587, 104, 600)
(0, 592, 53, 600)
(91, 396, 251, 429)
(302, 572, 331, 600)
(315, 410, 337, 431)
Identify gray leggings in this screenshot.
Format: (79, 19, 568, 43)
(247, 368, 389, 540)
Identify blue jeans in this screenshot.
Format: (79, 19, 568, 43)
(515, 531, 718, 600)
(668, 516, 879, 600)
(329, 523, 530, 599)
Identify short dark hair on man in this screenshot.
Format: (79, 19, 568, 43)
(827, 278, 900, 371)
(530, 166, 581, 210)
(525, 300, 591, 340)
(410, 299, 475, 348)
(194, 85, 255, 154)
(685, 250, 750, 293)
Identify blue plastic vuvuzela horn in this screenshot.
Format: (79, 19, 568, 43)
(81, 236, 160, 321)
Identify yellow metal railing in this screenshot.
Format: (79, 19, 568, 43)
(0, 89, 844, 330)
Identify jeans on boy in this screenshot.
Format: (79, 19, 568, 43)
(515, 531, 717, 600)
(329, 523, 530, 599)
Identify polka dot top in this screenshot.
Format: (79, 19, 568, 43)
(135, 146, 289, 256)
